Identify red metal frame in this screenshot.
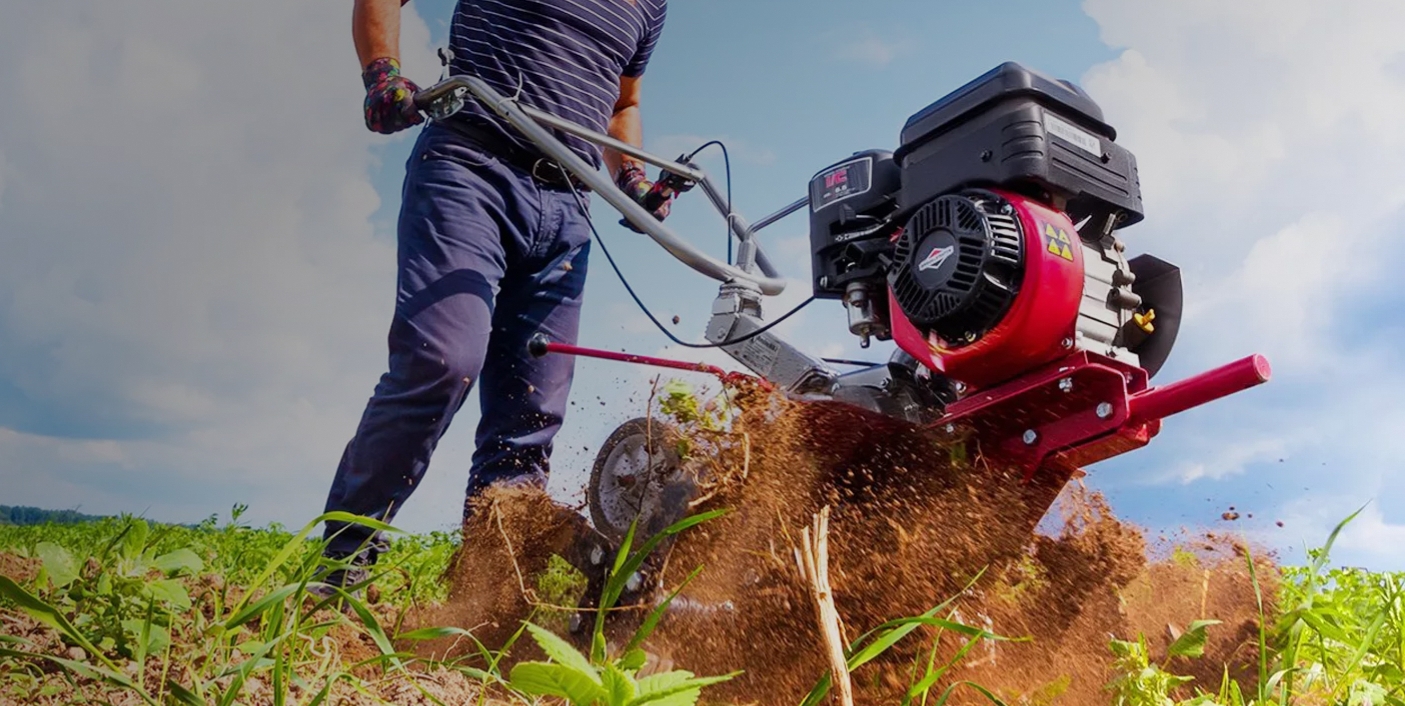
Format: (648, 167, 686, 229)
(534, 339, 1270, 489)
(532, 340, 772, 390)
(937, 351, 1271, 482)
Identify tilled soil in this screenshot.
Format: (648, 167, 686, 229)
(431, 390, 1278, 705)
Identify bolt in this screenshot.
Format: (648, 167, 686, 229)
(1000, 202, 1014, 215)
(953, 381, 967, 394)
(1058, 377, 1074, 393)
(1061, 337, 1074, 349)
(944, 423, 955, 434)
(1096, 402, 1114, 419)
(1022, 429, 1038, 445)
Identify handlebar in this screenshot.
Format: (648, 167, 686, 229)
(411, 75, 789, 297)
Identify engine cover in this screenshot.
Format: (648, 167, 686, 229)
(889, 190, 1088, 390)
(888, 191, 1023, 346)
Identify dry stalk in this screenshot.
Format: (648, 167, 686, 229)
(492, 503, 534, 604)
(795, 506, 854, 706)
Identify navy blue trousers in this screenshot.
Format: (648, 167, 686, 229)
(322, 123, 591, 558)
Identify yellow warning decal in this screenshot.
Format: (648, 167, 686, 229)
(1041, 222, 1075, 262)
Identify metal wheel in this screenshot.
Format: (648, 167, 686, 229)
(587, 417, 695, 544)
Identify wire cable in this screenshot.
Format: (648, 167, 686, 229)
(681, 140, 732, 265)
(566, 183, 814, 350)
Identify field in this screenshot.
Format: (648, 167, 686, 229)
(0, 502, 1401, 704)
(2, 390, 1402, 705)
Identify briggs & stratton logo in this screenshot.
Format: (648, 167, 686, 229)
(918, 245, 954, 272)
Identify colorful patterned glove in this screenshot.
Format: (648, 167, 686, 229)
(615, 162, 677, 232)
(362, 57, 423, 135)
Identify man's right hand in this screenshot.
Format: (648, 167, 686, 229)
(362, 57, 423, 135)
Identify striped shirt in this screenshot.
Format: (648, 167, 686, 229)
(444, 0, 668, 168)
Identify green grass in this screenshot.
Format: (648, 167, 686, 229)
(2, 499, 1399, 704)
(1106, 508, 1405, 706)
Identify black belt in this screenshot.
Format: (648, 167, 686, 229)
(437, 118, 591, 192)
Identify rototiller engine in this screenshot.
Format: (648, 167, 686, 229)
(413, 61, 1270, 548)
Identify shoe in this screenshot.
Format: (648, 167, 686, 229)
(306, 555, 372, 610)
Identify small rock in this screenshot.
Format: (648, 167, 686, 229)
(65, 646, 86, 662)
(671, 315, 680, 325)
(367, 583, 382, 605)
(1222, 511, 1240, 521)
(1276, 521, 1285, 528)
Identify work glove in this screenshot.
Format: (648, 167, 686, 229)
(362, 57, 424, 135)
(615, 162, 678, 233)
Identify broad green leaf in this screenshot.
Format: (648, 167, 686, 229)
(153, 548, 204, 577)
(524, 622, 598, 683)
(602, 663, 637, 705)
(121, 619, 171, 657)
(145, 578, 192, 610)
(509, 662, 608, 704)
(35, 542, 79, 589)
(1167, 619, 1222, 659)
(628, 672, 740, 706)
(618, 648, 649, 672)
(122, 519, 151, 561)
(636, 670, 691, 696)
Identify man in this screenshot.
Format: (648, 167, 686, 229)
(317, 0, 673, 591)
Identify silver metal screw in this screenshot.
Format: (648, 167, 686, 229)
(1022, 429, 1038, 445)
(1096, 402, 1114, 419)
(953, 381, 967, 394)
(1061, 337, 1074, 349)
(1058, 377, 1074, 393)
(943, 423, 955, 434)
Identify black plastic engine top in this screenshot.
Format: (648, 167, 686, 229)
(897, 62, 1115, 157)
(894, 61, 1144, 230)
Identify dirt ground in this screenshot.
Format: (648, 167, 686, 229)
(425, 391, 1279, 705)
(0, 389, 1276, 705)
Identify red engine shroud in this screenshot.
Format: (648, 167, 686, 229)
(890, 189, 1086, 391)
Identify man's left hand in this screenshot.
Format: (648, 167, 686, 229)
(362, 57, 424, 135)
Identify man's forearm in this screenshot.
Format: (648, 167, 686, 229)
(353, 0, 406, 69)
(604, 105, 644, 179)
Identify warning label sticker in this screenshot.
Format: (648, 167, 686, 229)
(1041, 222, 1075, 262)
(1043, 111, 1102, 157)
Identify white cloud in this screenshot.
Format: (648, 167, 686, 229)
(1077, 0, 1405, 568)
(835, 28, 912, 68)
(0, 3, 439, 524)
(1170, 436, 1289, 484)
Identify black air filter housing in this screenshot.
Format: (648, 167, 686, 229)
(894, 62, 1143, 231)
(888, 191, 1023, 345)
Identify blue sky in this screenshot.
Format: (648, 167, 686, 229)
(2, 0, 1403, 570)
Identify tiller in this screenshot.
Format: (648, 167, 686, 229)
(413, 62, 1270, 601)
